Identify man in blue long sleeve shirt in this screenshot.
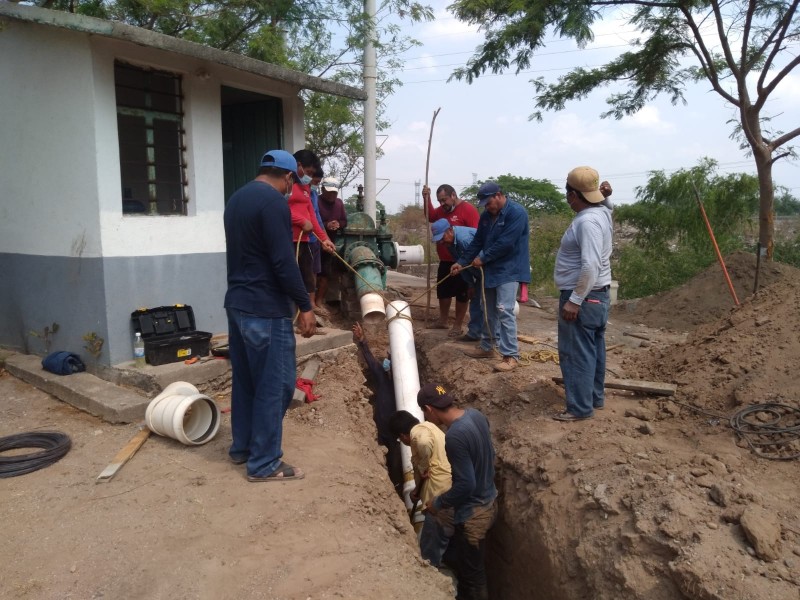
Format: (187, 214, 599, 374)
(451, 181, 530, 372)
(432, 220, 485, 343)
(224, 149, 316, 482)
(418, 382, 496, 600)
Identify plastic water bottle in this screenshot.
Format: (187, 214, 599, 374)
(133, 332, 146, 367)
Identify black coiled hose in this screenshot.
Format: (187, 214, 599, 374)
(0, 431, 72, 477)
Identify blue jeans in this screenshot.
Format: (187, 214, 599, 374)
(557, 289, 609, 418)
(461, 271, 484, 340)
(480, 282, 519, 359)
(226, 308, 296, 477)
(419, 512, 452, 567)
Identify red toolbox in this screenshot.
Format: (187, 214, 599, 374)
(131, 305, 212, 366)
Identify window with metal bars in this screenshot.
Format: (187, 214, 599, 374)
(115, 62, 188, 215)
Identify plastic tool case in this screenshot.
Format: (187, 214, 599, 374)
(131, 305, 212, 366)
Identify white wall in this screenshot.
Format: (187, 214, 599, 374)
(0, 22, 102, 258)
(1, 21, 307, 260)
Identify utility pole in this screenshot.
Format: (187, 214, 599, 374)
(362, 0, 377, 222)
(414, 180, 421, 207)
(472, 173, 478, 185)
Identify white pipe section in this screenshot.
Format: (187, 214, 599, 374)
(394, 243, 425, 266)
(362, 0, 377, 222)
(145, 381, 221, 445)
(360, 292, 386, 324)
(385, 300, 425, 525)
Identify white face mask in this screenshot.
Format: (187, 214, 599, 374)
(284, 177, 293, 200)
(300, 174, 313, 186)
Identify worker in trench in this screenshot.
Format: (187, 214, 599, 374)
(351, 322, 404, 494)
(388, 409, 454, 568)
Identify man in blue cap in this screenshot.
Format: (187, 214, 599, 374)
(431, 218, 484, 343)
(224, 149, 316, 482)
(451, 182, 530, 372)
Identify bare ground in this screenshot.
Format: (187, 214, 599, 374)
(3, 251, 800, 599)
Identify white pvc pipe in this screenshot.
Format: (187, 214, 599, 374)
(145, 381, 221, 445)
(394, 243, 425, 266)
(385, 300, 425, 525)
(360, 292, 386, 324)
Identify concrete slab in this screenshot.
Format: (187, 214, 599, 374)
(1, 328, 355, 425)
(5, 353, 149, 424)
(296, 328, 354, 357)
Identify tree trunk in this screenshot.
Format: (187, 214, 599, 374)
(743, 104, 775, 262)
(753, 145, 775, 261)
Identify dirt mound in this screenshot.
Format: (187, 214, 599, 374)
(618, 251, 798, 331)
(628, 274, 800, 418)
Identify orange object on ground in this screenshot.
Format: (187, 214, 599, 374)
(184, 356, 200, 365)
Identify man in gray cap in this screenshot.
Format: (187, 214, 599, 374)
(224, 149, 315, 481)
(553, 166, 614, 422)
(451, 181, 530, 372)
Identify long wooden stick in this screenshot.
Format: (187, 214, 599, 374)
(424, 108, 441, 325)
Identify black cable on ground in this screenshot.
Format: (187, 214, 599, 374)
(0, 431, 72, 477)
(668, 399, 800, 461)
(729, 404, 800, 461)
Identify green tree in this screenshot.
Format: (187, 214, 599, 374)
(461, 174, 569, 216)
(615, 158, 759, 253)
(774, 186, 800, 216)
(44, 0, 432, 186)
(448, 0, 800, 260)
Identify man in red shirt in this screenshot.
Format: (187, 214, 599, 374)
(290, 150, 335, 316)
(423, 184, 480, 336)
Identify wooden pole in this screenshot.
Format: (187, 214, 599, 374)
(691, 183, 740, 306)
(424, 108, 441, 325)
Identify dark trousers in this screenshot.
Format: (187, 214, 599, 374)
(448, 501, 497, 600)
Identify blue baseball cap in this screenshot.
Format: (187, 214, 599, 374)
(477, 181, 501, 206)
(260, 150, 298, 176)
(431, 218, 451, 242)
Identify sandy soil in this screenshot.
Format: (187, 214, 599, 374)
(2, 251, 800, 600)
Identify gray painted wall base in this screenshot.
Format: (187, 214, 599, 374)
(0, 252, 227, 367)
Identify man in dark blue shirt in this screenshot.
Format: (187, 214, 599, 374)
(451, 181, 530, 373)
(224, 149, 316, 482)
(418, 383, 497, 600)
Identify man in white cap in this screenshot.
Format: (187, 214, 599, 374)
(553, 166, 614, 422)
(316, 176, 348, 307)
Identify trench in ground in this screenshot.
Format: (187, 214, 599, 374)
(353, 343, 580, 600)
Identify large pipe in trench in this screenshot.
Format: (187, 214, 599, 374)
(384, 300, 425, 527)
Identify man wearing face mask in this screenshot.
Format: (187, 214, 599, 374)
(423, 184, 480, 334)
(289, 149, 335, 317)
(451, 181, 530, 373)
(223, 149, 316, 482)
(352, 322, 403, 495)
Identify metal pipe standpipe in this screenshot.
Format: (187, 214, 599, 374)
(346, 244, 387, 324)
(385, 300, 426, 529)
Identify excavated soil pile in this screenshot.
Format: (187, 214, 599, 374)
(619, 251, 796, 331)
(628, 262, 800, 416)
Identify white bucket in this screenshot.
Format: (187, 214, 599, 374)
(610, 281, 619, 306)
(145, 381, 220, 445)
(360, 292, 386, 324)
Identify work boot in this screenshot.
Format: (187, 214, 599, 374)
(464, 347, 499, 359)
(493, 357, 518, 372)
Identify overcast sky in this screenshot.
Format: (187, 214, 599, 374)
(343, 2, 800, 214)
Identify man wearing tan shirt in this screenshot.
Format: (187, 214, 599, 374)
(389, 410, 453, 567)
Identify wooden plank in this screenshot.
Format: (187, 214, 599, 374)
(551, 376, 676, 396)
(517, 334, 540, 345)
(623, 331, 651, 341)
(291, 357, 321, 408)
(96, 428, 151, 483)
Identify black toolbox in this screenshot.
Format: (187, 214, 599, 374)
(131, 305, 212, 366)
